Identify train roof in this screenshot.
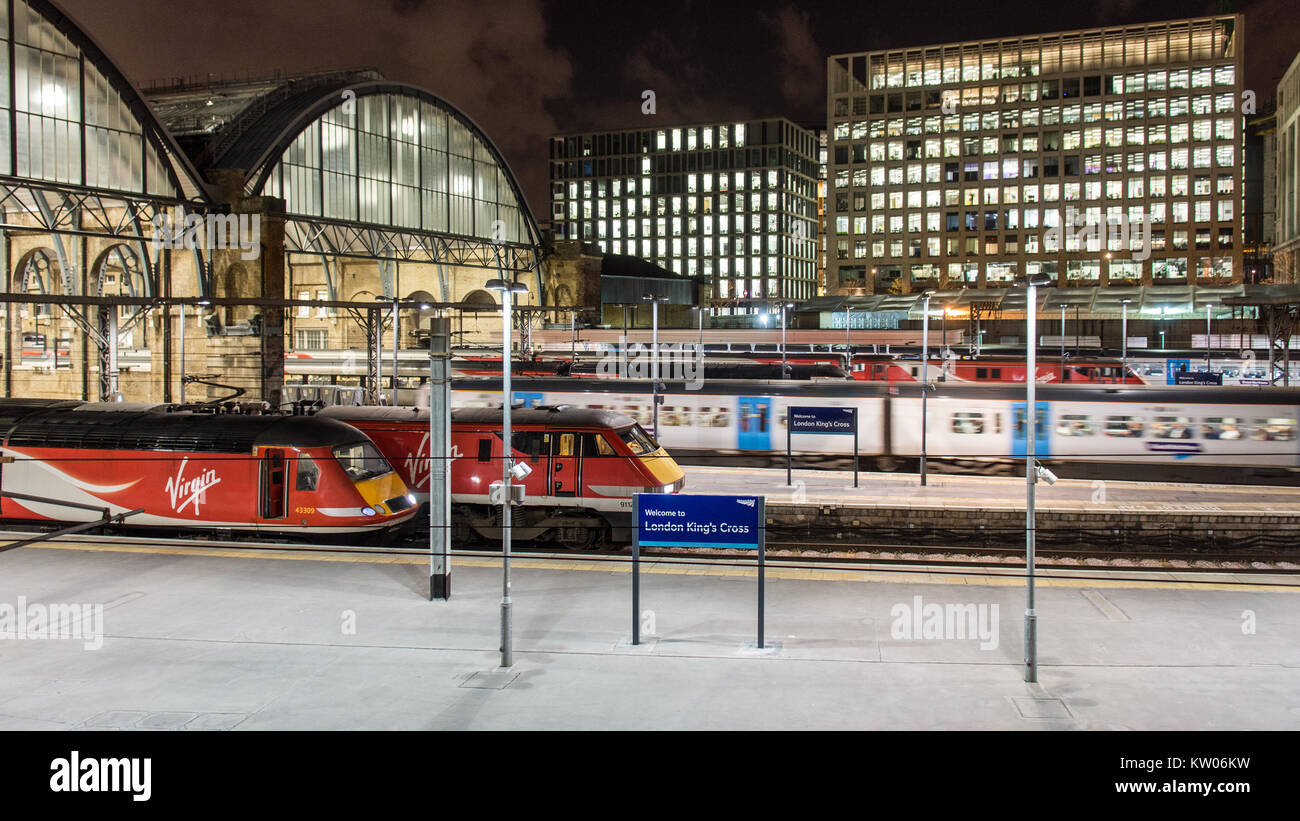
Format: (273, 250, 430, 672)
(0, 404, 374, 453)
(450, 377, 1300, 405)
(317, 404, 640, 430)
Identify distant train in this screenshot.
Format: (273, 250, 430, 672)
(442, 378, 1300, 478)
(315, 404, 685, 547)
(0, 399, 417, 535)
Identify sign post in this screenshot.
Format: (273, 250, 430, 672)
(635, 493, 766, 648)
(788, 406, 859, 488)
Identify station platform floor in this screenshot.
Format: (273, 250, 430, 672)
(0, 538, 1297, 730)
(679, 465, 1300, 515)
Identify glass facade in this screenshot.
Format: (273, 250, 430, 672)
(1277, 50, 1300, 281)
(260, 93, 529, 245)
(827, 16, 1244, 292)
(548, 118, 820, 306)
(0, 0, 179, 196)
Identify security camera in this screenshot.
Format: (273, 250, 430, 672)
(509, 462, 533, 481)
(1035, 463, 1058, 486)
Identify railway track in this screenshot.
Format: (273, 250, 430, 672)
(2, 528, 1297, 577)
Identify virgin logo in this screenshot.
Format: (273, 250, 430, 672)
(165, 458, 221, 515)
(401, 434, 461, 492)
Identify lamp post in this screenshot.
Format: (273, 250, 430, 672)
(780, 302, 794, 377)
(641, 293, 668, 436)
(1120, 298, 1131, 382)
(1023, 274, 1052, 683)
(178, 303, 186, 405)
(845, 304, 852, 373)
(1205, 302, 1214, 371)
(1059, 303, 1066, 365)
(486, 275, 528, 669)
(920, 291, 932, 486)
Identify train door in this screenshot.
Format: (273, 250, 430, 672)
(550, 431, 579, 497)
(260, 448, 288, 519)
(737, 397, 772, 451)
(1011, 402, 1050, 458)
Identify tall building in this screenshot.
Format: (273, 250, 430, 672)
(549, 119, 820, 316)
(827, 15, 1245, 294)
(1275, 49, 1300, 284)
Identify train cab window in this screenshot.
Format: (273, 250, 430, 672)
(1055, 414, 1096, 436)
(477, 439, 492, 462)
(1251, 418, 1297, 441)
(555, 433, 577, 457)
(1202, 417, 1244, 440)
(1104, 416, 1144, 437)
(584, 433, 617, 459)
(332, 441, 391, 480)
(1151, 416, 1195, 439)
(618, 425, 659, 455)
(295, 455, 320, 491)
(952, 411, 985, 434)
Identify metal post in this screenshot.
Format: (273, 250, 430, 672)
(1206, 303, 1212, 371)
(1025, 282, 1038, 684)
(374, 308, 383, 405)
(920, 294, 930, 486)
(571, 309, 577, 363)
(756, 496, 766, 650)
(781, 303, 788, 377)
(178, 304, 186, 405)
(651, 299, 660, 436)
(845, 305, 852, 373)
(1121, 301, 1128, 382)
(852, 407, 859, 488)
(429, 316, 451, 600)
(500, 285, 514, 669)
(632, 496, 641, 645)
(1060, 303, 1066, 365)
(392, 297, 400, 404)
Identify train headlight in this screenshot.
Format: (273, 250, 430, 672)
(361, 506, 377, 517)
(406, 494, 416, 505)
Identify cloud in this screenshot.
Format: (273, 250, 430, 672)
(763, 5, 824, 109)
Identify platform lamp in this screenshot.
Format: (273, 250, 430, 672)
(1022, 272, 1055, 683)
(641, 293, 668, 436)
(779, 302, 794, 377)
(486, 275, 528, 669)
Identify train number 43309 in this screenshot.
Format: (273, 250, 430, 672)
(294, 506, 316, 515)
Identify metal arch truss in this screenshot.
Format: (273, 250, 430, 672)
(283, 216, 543, 303)
(0, 178, 210, 297)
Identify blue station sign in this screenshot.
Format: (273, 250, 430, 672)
(1173, 371, 1223, 386)
(788, 406, 856, 435)
(635, 493, 764, 550)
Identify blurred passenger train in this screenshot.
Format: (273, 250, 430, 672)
(444, 379, 1300, 478)
(315, 404, 685, 547)
(0, 399, 416, 535)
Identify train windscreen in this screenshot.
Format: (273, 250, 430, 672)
(618, 425, 661, 456)
(332, 441, 393, 481)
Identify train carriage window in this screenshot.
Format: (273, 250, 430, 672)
(991, 368, 1003, 379)
(1104, 415, 1144, 437)
(1151, 416, 1195, 439)
(492, 431, 546, 462)
(1202, 417, 1243, 440)
(477, 439, 492, 462)
(952, 411, 985, 434)
(555, 433, 577, 457)
(1055, 414, 1095, 436)
(976, 368, 988, 379)
(1251, 418, 1297, 442)
(295, 455, 320, 491)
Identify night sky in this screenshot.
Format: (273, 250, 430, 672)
(59, 0, 1298, 217)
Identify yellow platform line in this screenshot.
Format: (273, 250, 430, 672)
(9, 540, 1299, 592)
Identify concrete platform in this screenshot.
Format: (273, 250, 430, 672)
(680, 466, 1300, 545)
(0, 540, 1297, 730)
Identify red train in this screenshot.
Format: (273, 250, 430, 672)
(316, 404, 686, 547)
(0, 400, 416, 536)
(848, 355, 1141, 384)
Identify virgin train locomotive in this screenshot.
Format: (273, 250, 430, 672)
(445, 378, 1300, 480)
(315, 404, 686, 547)
(0, 399, 417, 536)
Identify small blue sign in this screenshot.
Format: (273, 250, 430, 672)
(635, 493, 763, 550)
(1165, 359, 1190, 384)
(789, 406, 856, 435)
(1174, 371, 1223, 386)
